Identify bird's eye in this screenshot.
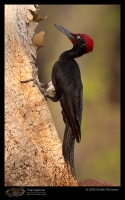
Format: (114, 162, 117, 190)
(76, 35, 80, 39)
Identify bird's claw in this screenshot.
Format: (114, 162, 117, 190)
(33, 79, 48, 100)
(20, 77, 46, 97)
(20, 78, 57, 102)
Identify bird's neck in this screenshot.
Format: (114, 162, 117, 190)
(59, 46, 85, 60)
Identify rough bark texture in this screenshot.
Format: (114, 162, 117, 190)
(5, 5, 77, 186)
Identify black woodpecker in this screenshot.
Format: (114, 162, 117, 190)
(42, 24, 94, 177)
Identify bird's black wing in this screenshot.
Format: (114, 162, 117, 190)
(52, 59, 83, 143)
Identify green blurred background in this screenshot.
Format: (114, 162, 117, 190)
(35, 5, 120, 185)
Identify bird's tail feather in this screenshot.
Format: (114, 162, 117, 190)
(62, 123, 76, 177)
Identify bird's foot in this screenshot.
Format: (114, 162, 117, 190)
(35, 80, 58, 102)
(20, 78, 57, 101)
(33, 79, 49, 100)
(20, 78, 48, 99)
(20, 61, 58, 102)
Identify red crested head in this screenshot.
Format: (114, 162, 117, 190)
(71, 33, 94, 54)
(54, 24, 94, 55)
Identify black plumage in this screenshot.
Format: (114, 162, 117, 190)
(49, 24, 94, 177)
(52, 59, 83, 143)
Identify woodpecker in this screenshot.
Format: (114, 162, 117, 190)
(21, 24, 94, 177)
(42, 24, 94, 176)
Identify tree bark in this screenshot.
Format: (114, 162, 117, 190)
(5, 5, 77, 186)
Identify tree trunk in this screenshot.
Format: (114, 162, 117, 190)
(5, 4, 77, 186)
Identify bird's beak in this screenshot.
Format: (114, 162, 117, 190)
(54, 24, 75, 39)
